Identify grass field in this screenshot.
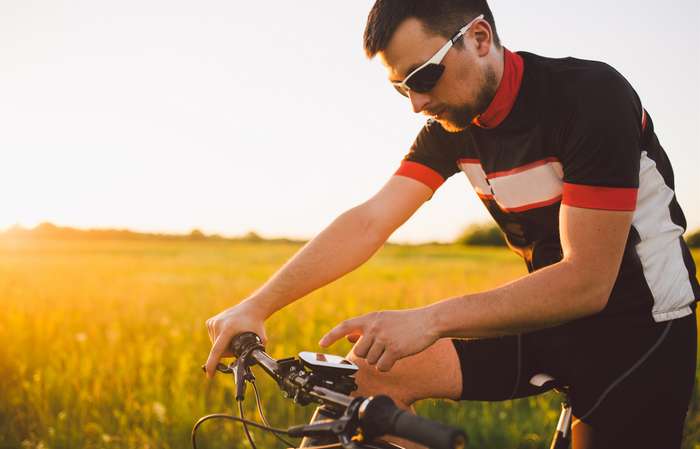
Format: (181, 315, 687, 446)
(0, 239, 697, 449)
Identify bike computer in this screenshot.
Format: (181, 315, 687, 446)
(298, 351, 359, 377)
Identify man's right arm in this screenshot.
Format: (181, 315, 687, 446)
(204, 175, 433, 377)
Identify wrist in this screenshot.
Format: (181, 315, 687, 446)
(424, 301, 448, 339)
(240, 295, 277, 320)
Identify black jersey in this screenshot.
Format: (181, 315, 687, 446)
(395, 49, 699, 322)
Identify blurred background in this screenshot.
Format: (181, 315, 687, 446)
(1, 0, 699, 243)
(1, 1, 698, 449)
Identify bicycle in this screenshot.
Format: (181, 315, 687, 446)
(192, 332, 573, 449)
(192, 332, 467, 449)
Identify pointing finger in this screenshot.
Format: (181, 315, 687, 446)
(319, 316, 365, 348)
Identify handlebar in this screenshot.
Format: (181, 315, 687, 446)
(226, 332, 467, 449)
(360, 395, 467, 449)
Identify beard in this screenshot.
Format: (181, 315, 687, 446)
(437, 65, 499, 133)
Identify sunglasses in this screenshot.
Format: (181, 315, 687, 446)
(392, 14, 484, 97)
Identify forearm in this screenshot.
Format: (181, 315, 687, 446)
(246, 206, 387, 317)
(428, 259, 613, 339)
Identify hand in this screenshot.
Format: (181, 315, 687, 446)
(318, 308, 439, 372)
(204, 300, 268, 379)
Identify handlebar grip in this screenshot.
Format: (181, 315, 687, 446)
(229, 332, 263, 358)
(360, 395, 467, 449)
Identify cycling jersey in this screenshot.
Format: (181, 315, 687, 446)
(395, 49, 700, 322)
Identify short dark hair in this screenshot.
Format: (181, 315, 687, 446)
(363, 0, 501, 59)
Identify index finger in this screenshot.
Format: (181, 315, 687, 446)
(318, 316, 365, 348)
(205, 333, 232, 379)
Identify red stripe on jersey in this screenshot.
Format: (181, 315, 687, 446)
(501, 195, 562, 213)
(394, 161, 445, 191)
(458, 158, 480, 165)
(472, 49, 524, 129)
(641, 109, 648, 131)
(562, 183, 638, 211)
(486, 157, 560, 179)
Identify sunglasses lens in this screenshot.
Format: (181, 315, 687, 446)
(393, 84, 409, 97)
(405, 64, 445, 93)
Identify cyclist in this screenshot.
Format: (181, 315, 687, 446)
(205, 1, 699, 448)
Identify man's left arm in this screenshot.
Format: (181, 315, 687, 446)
(427, 205, 632, 339)
(319, 205, 632, 371)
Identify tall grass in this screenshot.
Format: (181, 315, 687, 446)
(0, 239, 697, 449)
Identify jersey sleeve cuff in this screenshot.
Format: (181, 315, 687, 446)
(562, 183, 638, 211)
(394, 160, 446, 191)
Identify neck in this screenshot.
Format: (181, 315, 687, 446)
(487, 46, 505, 106)
(492, 47, 505, 85)
(472, 47, 524, 129)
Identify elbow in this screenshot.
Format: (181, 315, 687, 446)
(581, 274, 616, 316)
(562, 259, 617, 317)
(589, 289, 612, 315)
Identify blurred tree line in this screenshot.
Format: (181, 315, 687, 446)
(456, 223, 700, 248)
(687, 229, 700, 248)
(456, 223, 507, 246)
(2, 221, 699, 248)
(0, 222, 299, 244)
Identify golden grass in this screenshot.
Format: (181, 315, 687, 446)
(0, 239, 697, 449)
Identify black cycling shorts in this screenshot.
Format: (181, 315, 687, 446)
(451, 310, 697, 449)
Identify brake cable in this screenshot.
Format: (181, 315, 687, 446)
(251, 379, 297, 447)
(193, 361, 298, 449)
(190, 414, 291, 449)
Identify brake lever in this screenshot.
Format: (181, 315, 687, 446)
(232, 357, 250, 401)
(200, 363, 234, 374)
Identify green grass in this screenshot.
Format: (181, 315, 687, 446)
(0, 239, 697, 449)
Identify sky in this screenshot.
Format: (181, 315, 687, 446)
(1, 0, 699, 243)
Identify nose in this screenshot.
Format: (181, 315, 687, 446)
(408, 91, 431, 114)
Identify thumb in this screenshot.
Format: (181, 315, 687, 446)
(346, 332, 361, 343)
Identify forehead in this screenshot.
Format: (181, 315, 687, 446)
(378, 17, 448, 80)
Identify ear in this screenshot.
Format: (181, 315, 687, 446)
(472, 19, 494, 56)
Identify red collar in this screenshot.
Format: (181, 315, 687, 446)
(472, 48, 524, 129)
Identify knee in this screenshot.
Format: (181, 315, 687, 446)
(346, 350, 414, 406)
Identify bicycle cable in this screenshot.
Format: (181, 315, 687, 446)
(191, 414, 291, 449)
(238, 400, 258, 449)
(251, 379, 297, 448)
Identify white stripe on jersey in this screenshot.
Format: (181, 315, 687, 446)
(457, 160, 492, 198)
(633, 151, 695, 322)
(458, 158, 564, 211)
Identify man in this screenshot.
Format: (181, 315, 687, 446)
(205, 1, 699, 447)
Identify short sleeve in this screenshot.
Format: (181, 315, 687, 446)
(394, 119, 461, 192)
(558, 67, 645, 211)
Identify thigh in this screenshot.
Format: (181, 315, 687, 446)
(570, 312, 697, 449)
(346, 337, 463, 404)
(454, 333, 550, 401)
